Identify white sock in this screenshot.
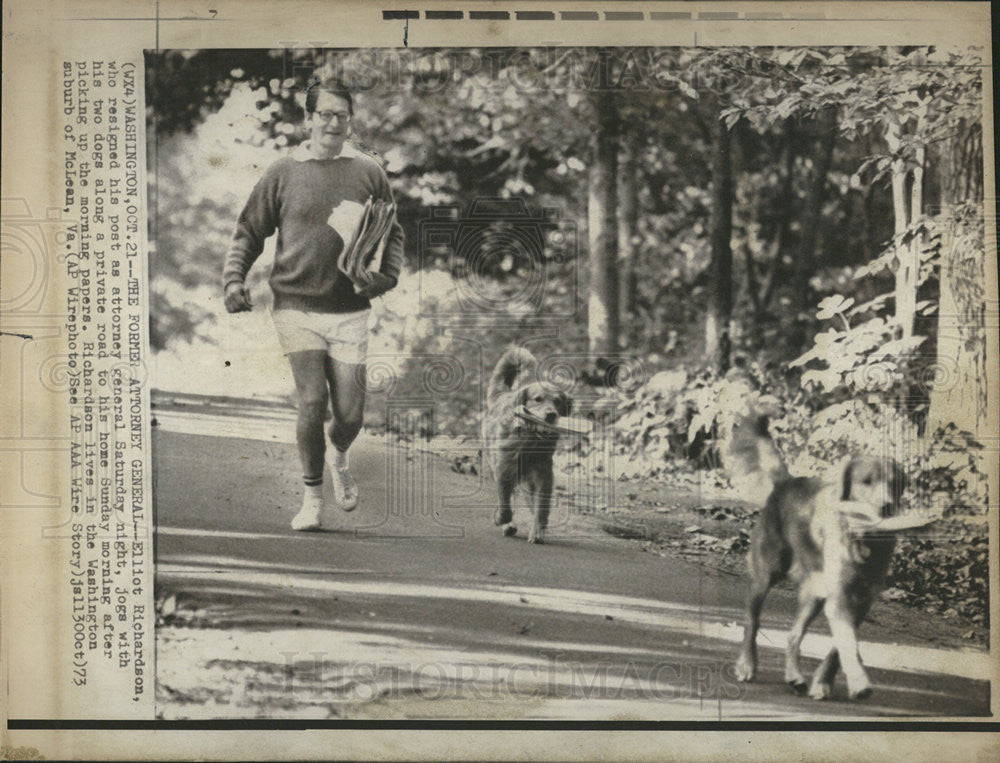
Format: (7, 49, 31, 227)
(333, 448, 349, 469)
(304, 481, 323, 500)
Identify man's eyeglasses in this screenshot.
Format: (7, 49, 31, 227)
(314, 110, 350, 123)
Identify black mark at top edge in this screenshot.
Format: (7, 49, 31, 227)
(515, 11, 556, 21)
(469, 11, 509, 20)
(383, 10, 419, 20)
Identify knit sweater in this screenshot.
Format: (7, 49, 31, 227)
(223, 142, 405, 313)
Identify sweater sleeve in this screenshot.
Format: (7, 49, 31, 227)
(374, 168, 405, 285)
(222, 161, 282, 289)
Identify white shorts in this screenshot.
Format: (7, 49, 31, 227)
(271, 308, 370, 364)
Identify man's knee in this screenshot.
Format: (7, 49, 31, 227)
(331, 388, 365, 429)
(297, 387, 329, 418)
(332, 409, 363, 434)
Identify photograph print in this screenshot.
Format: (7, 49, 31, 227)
(144, 45, 992, 720)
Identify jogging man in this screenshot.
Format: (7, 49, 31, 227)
(223, 82, 404, 530)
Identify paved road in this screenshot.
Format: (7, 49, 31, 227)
(152, 403, 991, 720)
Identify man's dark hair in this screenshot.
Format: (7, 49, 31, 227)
(304, 80, 354, 115)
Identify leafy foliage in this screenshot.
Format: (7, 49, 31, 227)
(720, 46, 984, 178)
(887, 523, 989, 625)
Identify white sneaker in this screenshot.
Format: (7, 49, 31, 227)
(291, 493, 324, 531)
(328, 452, 359, 511)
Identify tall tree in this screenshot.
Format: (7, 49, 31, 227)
(792, 109, 837, 311)
(927, 109, 986, 441)
(586, 61, 621, 361)
(741, 123, 796, 327)
(617, 128, 640, 346)
(705, 111, 734, 371)
(883, 48, 928, 343)
(671, 47, 744, 372)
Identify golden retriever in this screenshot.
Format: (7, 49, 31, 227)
(729, 412, 906, 700)
(483, 347, 573, 544)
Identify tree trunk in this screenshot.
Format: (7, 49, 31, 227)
(882, 113, 922, 423)
(617, 131, 639, 346)
(886, 116, 922, 342)
(886, 48, 928, 343)
(587, 87, 620, 361)
(705, 114, 733, 373)
(927, 118, 988, 486)
(758, 130, 796, 313)
(793, 113, 836, 310)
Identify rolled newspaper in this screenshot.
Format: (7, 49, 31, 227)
(334, 196, 397, 293)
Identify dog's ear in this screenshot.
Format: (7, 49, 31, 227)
(841, 459, 854, 501)
(555, 392, 573, 417)
(502, 364, 520, 390)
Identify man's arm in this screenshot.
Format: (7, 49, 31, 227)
(222, 162, 282, 311)
(357, 167, 404, 299)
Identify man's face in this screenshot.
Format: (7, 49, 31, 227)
(309, 92, 352, 156)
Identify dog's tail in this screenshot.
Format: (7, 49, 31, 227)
(720, 405, 790, 507)
(488, 347, 537, 405)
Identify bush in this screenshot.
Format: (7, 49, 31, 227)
(886, 522, 989, 626)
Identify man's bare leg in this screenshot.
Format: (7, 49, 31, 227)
(325, 356, 365, 510)
(287, 350, 330, 529)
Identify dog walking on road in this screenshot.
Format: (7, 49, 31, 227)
(482, 347, 573, 544)
(728, 410, 908, 701)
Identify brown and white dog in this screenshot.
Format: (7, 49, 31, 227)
(729, 412, 906, 701)
(483, 347, 573, 544)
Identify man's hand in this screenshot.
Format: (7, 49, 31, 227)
(224, 282, 253, 313)
(356, 272, 397, 299)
